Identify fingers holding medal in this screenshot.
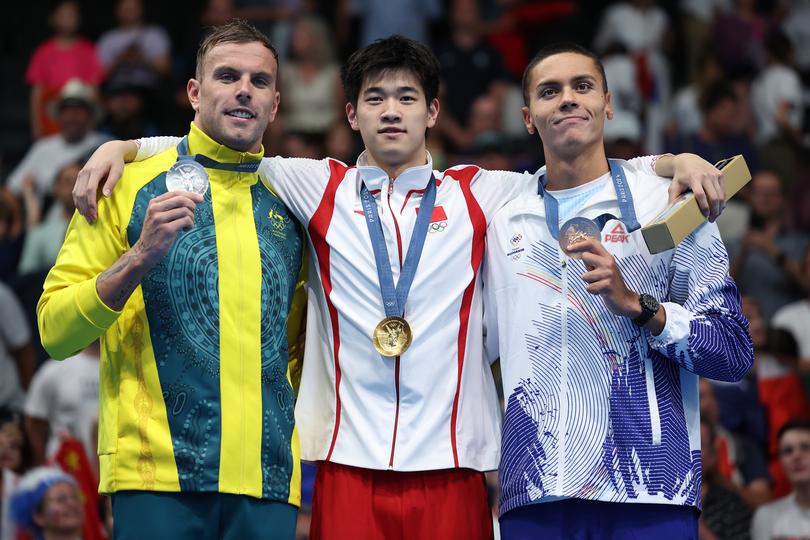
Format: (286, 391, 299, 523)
(559, 217, 601, 260)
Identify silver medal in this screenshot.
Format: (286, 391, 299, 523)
(165, 160, 209, 195)
(559, 217, 601, 259)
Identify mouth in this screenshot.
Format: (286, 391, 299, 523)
(553, 115, 587, 125)
(378, 127, 406, 135)
(225, 107, 257, 120)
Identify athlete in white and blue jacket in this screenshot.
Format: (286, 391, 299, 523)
(484, 44, 753, 539)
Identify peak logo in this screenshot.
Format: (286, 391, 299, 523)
(604, 223, 630, 243)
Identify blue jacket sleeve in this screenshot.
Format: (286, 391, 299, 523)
(648, 222, 754, 382)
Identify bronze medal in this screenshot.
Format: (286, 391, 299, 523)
(372, 316, 413, 357)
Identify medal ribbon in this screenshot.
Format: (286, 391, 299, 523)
(360, 175, 436, 318)
(537, 159, 640, 240)
(176, 136, 262, 173)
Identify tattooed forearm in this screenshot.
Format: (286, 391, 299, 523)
(96, 246, 148, 311)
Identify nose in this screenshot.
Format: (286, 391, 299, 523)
(235, 75, 252, 102)
(381, 97, 402, 123)
(559, 85, 578, 111)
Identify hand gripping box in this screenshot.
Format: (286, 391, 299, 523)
(641, 155, 751, 254)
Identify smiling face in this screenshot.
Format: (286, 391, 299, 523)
(522, 52, 612, 160)
(188, 41, 280, 153)
(33, 482, 84, 535)
(345, 69, 439, 176)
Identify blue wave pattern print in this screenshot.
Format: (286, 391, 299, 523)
(499, 224, 752, 515)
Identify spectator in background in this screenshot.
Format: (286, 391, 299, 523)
(593, 0, 672, 154)
(668, 54, 723, 143)
(782, 0, 810, 83)
(730, 170, 808, 322)
(700, 378, 771, 509)
(745, 295, 810, 497)
(700, 417, 754, 540)
(752, 420, 810, 539)
(233, 0, 305, 60)
(97, 74, 159, 141)
(601, 43, 643, 131)
(23, 342, 99, 470)
(667, 80, 759, 172)
(8, 467, 83, 540)
(435, 0, 510, 152)
(772, 246, 810, 364)
(25, 0, 104, 140)
(752, 29, 805, 189)
(279, 16, 342, 137)
(0, 283, 35, 412)
(350, 0, 441, 47)
(6, 81, 109, 220)
(679, 0, 729, 83)
(1, 410, 30, 540)
(0, 191, 25, 283)
(17, 162, 80, 276)
(712, 0, 767, 77)
(97, 0, 171, 90)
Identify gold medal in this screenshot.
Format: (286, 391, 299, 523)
(372, 316, 413, 357)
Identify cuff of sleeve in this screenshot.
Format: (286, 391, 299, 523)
(134, 139, 147, 161)
(76, 277, 122, 330)
(647, 301, 691, 349)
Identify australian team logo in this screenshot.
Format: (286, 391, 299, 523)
(268, 208, 289, 239)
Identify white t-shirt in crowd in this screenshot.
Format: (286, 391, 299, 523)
(772, 299, 810, 360)
(751, 64, 804, 143)
(0, 283, 30, 411)
(752, 493, 810, 540)
(23, 351, 99, 460)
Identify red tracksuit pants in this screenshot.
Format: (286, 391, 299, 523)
(310, 461, 493, 540)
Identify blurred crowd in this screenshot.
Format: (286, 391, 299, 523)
(1, 0, 810, 539)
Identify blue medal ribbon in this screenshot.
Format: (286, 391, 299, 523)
(176, 136, 262, 173)
(360, 175, 436, 318)
(537, 159, 640, 240)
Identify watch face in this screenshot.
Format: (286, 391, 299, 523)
(640, 294, 659, 313)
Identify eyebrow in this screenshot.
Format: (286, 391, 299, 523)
(536, 74, 597, 89)
(212, 65, 274, 81)
(362, 85, 420, 96)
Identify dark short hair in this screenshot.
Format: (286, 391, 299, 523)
(699, 80, 736, 114)
(341, 35, 440, 107)
(778, 419, 810, 445)
(765, 29, 793, 65)
(196, 19, 278, 80)
(522, 42, 608, 106)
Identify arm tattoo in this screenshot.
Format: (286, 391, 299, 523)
(97, 249, 144, 311)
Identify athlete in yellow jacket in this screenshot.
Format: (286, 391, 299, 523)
(37, 21, 305, 540)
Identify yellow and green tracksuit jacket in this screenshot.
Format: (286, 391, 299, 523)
(37, 123, 305, 506)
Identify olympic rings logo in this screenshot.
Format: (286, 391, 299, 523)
(429, 221, 448, 233)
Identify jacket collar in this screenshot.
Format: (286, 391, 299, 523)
(355, 150, 434, 193)
(186, 121, 264, 163)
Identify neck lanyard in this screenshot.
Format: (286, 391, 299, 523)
(360, 176, 436, 318)
(537, 159, 640, 240)
(176, 136, 262, 173)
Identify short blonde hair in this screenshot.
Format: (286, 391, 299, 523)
(195, 19, 278, 80)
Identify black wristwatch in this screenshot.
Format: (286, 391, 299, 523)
(632, 293, 660, 327)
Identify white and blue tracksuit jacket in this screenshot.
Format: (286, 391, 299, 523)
(483, 159, 753, 516)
